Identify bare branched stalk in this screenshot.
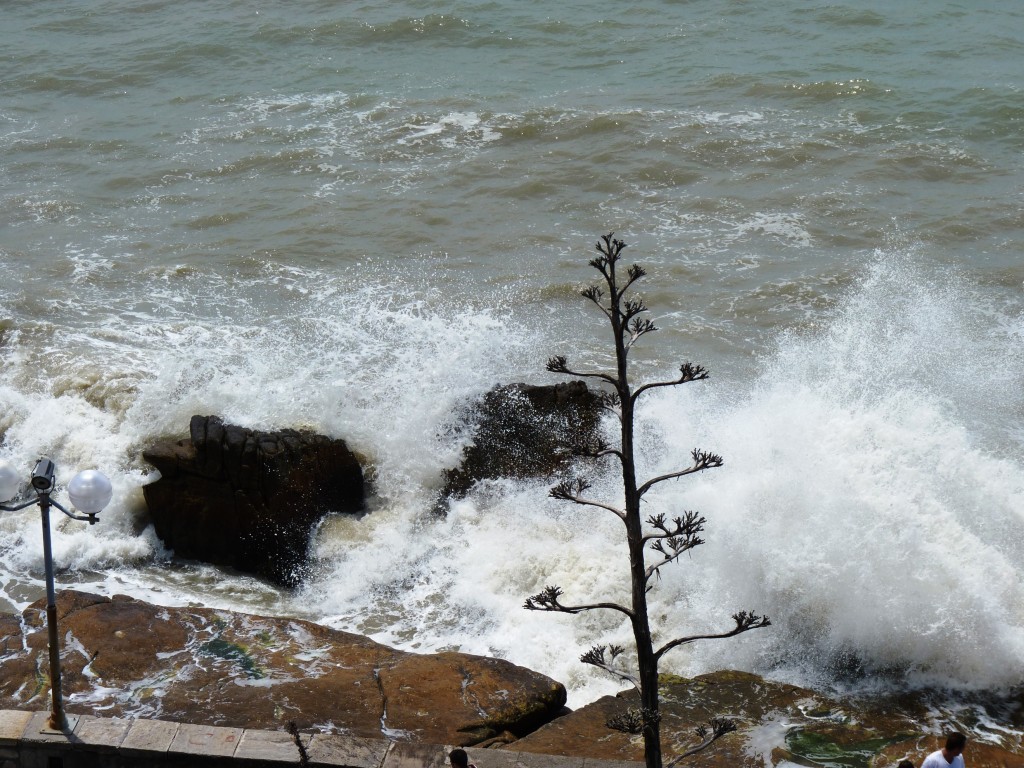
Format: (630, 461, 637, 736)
(526, 233, 770, 768)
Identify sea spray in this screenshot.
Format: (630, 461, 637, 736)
(640, 254, 1024, 693)
(301, 251, 1024, 706)
(2, 0, 1024, 718)
(1, 246, 1022, 708)
(0, 261, 538, 593)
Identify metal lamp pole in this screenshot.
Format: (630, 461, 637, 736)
(0, 458, 112, 731)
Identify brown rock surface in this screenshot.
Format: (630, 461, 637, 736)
(0, 591, 565, 746)
(6, 591, 1023, 766)
(506, 671, 1024, 768)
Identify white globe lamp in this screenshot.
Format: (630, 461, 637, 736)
(0, 460, 21, 503)
(67, 470, 113, 515)
(0, 458, 114, 729)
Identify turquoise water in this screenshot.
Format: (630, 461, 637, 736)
(2, 0, 1023, 708)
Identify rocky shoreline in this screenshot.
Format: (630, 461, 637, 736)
(0, 591, 564, 747)
(0, 592, 1022, 767)
(3, 399, 1020, 766)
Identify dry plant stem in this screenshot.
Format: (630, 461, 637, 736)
(525, 233, 770, 768)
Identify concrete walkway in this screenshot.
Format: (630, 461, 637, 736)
(0, 709, 640, 768)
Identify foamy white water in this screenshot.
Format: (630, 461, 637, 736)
(5, 250, 1021, 708)
(2, 0, 1023, 708)
(283, 254, 1023, 705)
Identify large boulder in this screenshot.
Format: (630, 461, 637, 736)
(438, 381, 603, 508)
(0, 591, 567, 746)
(506, 671, 1024, 767)
(142, 415, 365, 587)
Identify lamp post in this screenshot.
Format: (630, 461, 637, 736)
(0, 457, 112, 731)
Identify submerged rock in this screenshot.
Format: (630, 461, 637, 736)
(142, 415, 365, 587)
(438, 381, 602, 508)
(0, 591, 567, 746)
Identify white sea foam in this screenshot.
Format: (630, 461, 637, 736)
(2, 251, 1023, 709)
(291, 254, 1024, 705)
(398, 111, 499, 147)
(631, 256, 1024, 691)
(698, 110, 766, 127)
(3, 170, 1024, 721)
(727, 212, 813, 248)
(1, 0, 1023, 724)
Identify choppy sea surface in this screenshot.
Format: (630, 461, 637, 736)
(2, 0, 1024, 711)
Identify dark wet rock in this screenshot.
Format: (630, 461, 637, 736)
(0, 591, 567, 746)
(438, 381, 602, 508)
(504, 670, 1024, 767)
(142, 415, 365, 587)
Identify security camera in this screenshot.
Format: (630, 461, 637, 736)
(31, 458, 55, 493)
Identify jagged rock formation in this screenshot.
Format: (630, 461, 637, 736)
(0, 591, 567, 746)
(438, 381, 602, 508)
(142, 415, 365, 587)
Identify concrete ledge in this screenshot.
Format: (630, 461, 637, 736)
(234, 729, 309, 763)
(72, 716, 131, 753)
(382, 742, 448, 768)
(306, 733, 389, 767)
(511, 755, 583, 768)
(20, 712, 81, 745)
(458, 750, 519, 768)
(119, 717, 178, 755)
(0, 710, 642, 768)
(168, 722, 244, 758)
(0, 712, 32, 746)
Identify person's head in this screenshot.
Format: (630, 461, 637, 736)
(943, 732, 967, 758)
(897, 761, 914, 768)
(449, 749, 469, 768)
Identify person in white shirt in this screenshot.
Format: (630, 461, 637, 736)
(921, 732, 967, 768)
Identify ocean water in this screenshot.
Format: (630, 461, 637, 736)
(2, 0, 1023, 710)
